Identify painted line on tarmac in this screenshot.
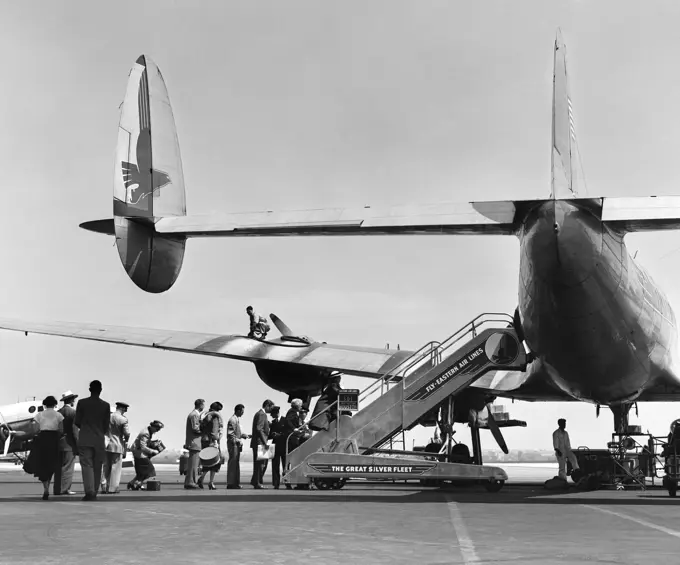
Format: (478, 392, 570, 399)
(444, 494, 479, 564)
(582, 504, 680, 539)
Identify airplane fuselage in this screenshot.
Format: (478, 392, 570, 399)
(518, 199, 679, 405)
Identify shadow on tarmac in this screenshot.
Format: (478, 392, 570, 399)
(2, 484, 678, 505)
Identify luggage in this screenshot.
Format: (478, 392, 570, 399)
(544, 476, 568, 490)
(199, 446, 221, 468)
(146, 479, 161, 491)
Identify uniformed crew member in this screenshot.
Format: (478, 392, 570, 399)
(553, 418, 580, 481)
(74, 380, 110, 501)
(102, 402, 130, 494)
(54, 390, 78, 496)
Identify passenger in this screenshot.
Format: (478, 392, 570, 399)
(184, 398, 205, 490)
(127, 420, 164, 490)
(74, 380, 111, 501)
(309, 374, 342, 432)
(282, 399, 305, 454)
(197, 401, 224, 490)
(662, 419, 680, 457)
(226, 404, 250, 489)
(54, 390, 78, 496)
(102, 402, 130, 494)
(298, 409, 311, 446)
(268, 406, 286, 489)
(24, 396, 64, 500)
(246, 306, 270, 340)
(251, 399, 275, 489)
(553, 418, 580, 481)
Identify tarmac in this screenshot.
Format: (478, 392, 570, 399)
(1, 462, 678, 565)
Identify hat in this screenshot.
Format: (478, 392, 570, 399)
(60, 390, 78, 402)
(115, 402, 129, 409)
(150, 420, 164, 429)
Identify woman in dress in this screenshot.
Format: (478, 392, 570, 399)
(127, 420, 164, 491)
(197, 402, 223, 490)
(25, 396, 64, 500)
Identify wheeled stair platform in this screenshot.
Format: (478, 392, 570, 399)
(283, 313, 528, 491)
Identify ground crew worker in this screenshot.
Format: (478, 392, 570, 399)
(553, 418, 579, 480)
(54, 390, 78, 495)
(246, 306, 270, 340)
(102, 401, 130, 494)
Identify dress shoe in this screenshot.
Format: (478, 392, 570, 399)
(62, 491, 76, 495)
(253, 485, 268, 489)
(42, 492, 49, 501)
(226, 485, 242, 490)
(184, 484, 199, 490)
(197, 479, 204, 489)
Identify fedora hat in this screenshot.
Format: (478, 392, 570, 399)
(60, 390, 78, 402)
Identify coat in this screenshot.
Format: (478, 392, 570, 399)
(250, 409, 270, 448)
(74, 396, 111, 449)
(106, 411, 131, 454)
(184, 409, 202, 451)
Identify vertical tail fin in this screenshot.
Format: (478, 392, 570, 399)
(551, 29, 586, 199)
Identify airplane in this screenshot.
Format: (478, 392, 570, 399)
(2, 30, 680, 456)
(0, 400, 44, 462)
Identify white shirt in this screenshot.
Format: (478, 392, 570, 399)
(35, 408, 64, 431)
(552, 428, 572, 453)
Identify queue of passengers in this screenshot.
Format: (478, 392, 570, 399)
(23, 380, 164, 501)
(182, 397, 312, 491)
(24, 380, 327, 499)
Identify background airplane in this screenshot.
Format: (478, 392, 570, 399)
(0, 400, 43, 462)
(2, 31, 680, 454)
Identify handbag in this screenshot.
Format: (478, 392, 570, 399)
(256, 443, 275, 461)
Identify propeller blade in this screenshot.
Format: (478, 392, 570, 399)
(270, 313, 294, 337)
(486, 407, 509, 454)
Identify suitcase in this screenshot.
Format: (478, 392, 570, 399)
(146, 479, 161, 491)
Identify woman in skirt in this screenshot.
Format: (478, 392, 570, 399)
(197, 402, 224, 490)
(127, 420, 164, 490)
(24, 396, 64, 500)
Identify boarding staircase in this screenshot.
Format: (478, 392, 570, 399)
(283, 313, 529, 487)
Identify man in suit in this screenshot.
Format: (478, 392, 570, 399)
(226, 404, 250, 489)
(54, 390, 78, 495)
(102, 401, 131, 494)
(268, 406, 286, 489)
(74, 380, 111, 501)
(184, 398, 205, 490)
(250, 399, 274, 489)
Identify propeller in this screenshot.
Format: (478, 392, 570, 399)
(269, 313, 294, 336)
(485, 406, 509, 454)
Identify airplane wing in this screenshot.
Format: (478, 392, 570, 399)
(0, 317, 581, 401)
(0, 318, 415, 378)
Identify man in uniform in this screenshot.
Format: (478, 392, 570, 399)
(226, 404, 250, 489)
(102, 402, 131, 494)
(75, 380, 111, 501)
(553, 418, 580, 481)
(54, 390, 78, 496)
(184, 398, 204, 490)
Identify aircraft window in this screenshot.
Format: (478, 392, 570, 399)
(38, 406, 44, 412)
(28, 406, 36, 414)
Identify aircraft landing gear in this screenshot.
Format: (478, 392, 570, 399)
(312, 478, 346, 490)
(484, 479, 505, 493)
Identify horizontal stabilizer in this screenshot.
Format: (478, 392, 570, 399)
(602, 196, 680, 231)
(153, 200, 521, 237)
(80, 219, 115, 235)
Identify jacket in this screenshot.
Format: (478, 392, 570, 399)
(250, 409, 270, 448)
(74, 396, 111, 449)
(184, 408, 202, 451)
(106, 411, 131, 454)
(227, 414, 247, 443)
(131, 427, 158, 459)
(58, 404, 77, 452)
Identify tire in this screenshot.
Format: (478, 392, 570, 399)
(484, 479, 505, 493)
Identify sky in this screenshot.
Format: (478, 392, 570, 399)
(2, 0, 680, 452)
